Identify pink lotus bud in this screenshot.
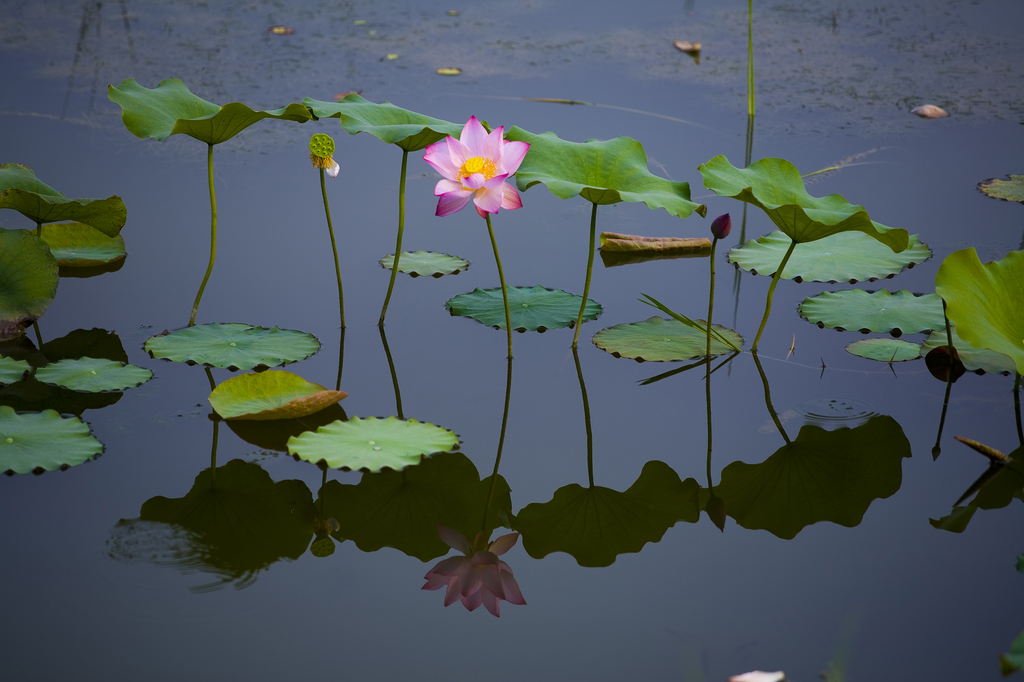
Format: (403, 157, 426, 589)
(710, 213, 731, 240)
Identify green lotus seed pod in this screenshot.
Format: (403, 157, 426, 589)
(309, 133, 336, 159)
(310, 536, 336, 557)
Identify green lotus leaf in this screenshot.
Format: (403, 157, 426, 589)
(845, 338, 922, 363)
(515, 461, 700, 567)
(715, 416, 911, 539)
(39, 222, 126, 267)
(927, 505, 977, 533)
(0, 378, 121, 415)
(600, 248, 710, 269)
(798, 289, 945, 335)
(116, 459, 317, 589)
(41, 327, 129, 364)
(303, 95, 462, 151)
(58, 258, 126, 279)
(935, 248, 1024, 375)
(0, 164, 126, 237)
(978, 175, 1024, 203)
(34, 357, 152, 393)
(599, 232, 711, 253)
(380, 250, 469, 278)
(0, 356, 31, 385)
(0, 405, 103, 475)
(920, 327, 1016, 375)
(209, 370, 347, 421)
(729, 230, 931, 283)
(505, 128, 707, 217)
(226, 404, 348, 452)
(316, 451, 512, 561)
(0, 228, 59, 341)
(593, 316, 743, 362)
(699, 156, 909, 251)
(1002, 631, 1024, 676)
(287, 415, 459, 472)
(445, 286, 602, 332)
(145, 323, 320, 371)
(930, 446, 1024, 534)
(108, 78, 314, 145)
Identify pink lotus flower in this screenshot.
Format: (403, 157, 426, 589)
(423, 116, 529, 219)
(422, 524, 526, 617)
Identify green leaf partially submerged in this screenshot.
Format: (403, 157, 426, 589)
(599, 232, 711, 253)
(798, 289, 945, 335)
(39, 222, 126, 267)
(226, 404, 347, 452)
(109, 78, 314, 145)
(978, 175, 1024, 203)
(145, 323, 320, 371)
(0, 228, 59, 341)
(729, 230, 930, 283)
(0, 405, 103, 474)
(445, 286, 602, 332)
(1002, 631, 1024, 676)
(209, 370, 347, 420)
(699, 156, 909, 251)
(380, 251, 469, 278)
(287, 416, 459, 472)
(505, 128, 707, 218)
(34, 357, 152, 392)
(920, 327, 1016, 375)
(303, 95, 461, 151)
(593, 316, 743, 362)
(0, 164, 126, 237)
(846, 338, 922, 363)
(936, 248, 1024, 375)
(0, 356, 31, 385)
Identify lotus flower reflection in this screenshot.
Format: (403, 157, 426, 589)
(422, 524, 526, 617)
(423, 116, 529, 218)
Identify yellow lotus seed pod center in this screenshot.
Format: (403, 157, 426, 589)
(458, 157, 496, 182)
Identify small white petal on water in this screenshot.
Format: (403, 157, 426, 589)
(911, 104, 949, 118)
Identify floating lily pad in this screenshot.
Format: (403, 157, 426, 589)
(0, 164, 126, 237)
(39, 222, 126, 267)
(145, 323, 320, 371)
(978, 175, 1024, 203)
(715, 416, 911, 539)
(920, 327, 1016, 375)
(0, 228, 59, 341)
(698, 156, 909, 251)
(505, 128, 707, 218)
(34, 357, 152, 392)
(0, 405, 103, 475)
(209, 370, 347, 420)
(798, 289, 945, 335)
(0, 357, 31, 385)
(593, 316, 743, 362)
(287, 416, 459, 472)
(445, 286, 602, 332)
(729, 230, 931, 282)
(936, 248, 1024, 375)
(846, 338, 922, 362)
(379, 251, 469, 278)
(303, 95, 461, 151)
(515, 461, 700, 567)
(109, 78, 314, 144)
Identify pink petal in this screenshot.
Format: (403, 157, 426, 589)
(500, 183, 523, 211)
(500, 140, 530, 174)
(480, 589, 501, 617)
(461, 590, 483, 612)
(470, 550, 500, 566)
(422, 573, 448, 591)
(443, 576, 462, 607)
(460, 116, 489, 155)
(478, 564, 505, 600)
(475, 204, 489, 219)
(499, 571, 526, 605)
(460, 566, 483, 598)
(445, 135, 471, 169)
(462, 173, 487, 190)
(498, 560, 514, 574)
(434, 179, 463, 196)
(436, 524, 472, 554)
(482, 172, 510, 189)
(430, 556, 470, 577)
(487, 532, 519, 556)
(326, 159, 340, 178)
(436, 190, 474, 217)
(423, 142, 460, 180)
(472, 185, 503, 214)
(481, 126, 504, 164)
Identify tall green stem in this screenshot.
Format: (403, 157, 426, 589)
(190, 143, 218, 327)
(573, 203, 599, 349)
(480, 357, 513, 531)
(379, 324, 404, 419)
(932, 304, 956, 460)
(1015, 372, 1022, 448)
(320, 167, 345, 329)
(572, 347, 595, 488)
(379, 150, 408, 326)
(751, 237, 796, 351)
(707, 237, 719, 359)
(485, 213, 513, 359)
(35, 221, 42, 237)
(32, 321, 43, 348)
(752, 351, 790, 444)
(336, 327, 345, 392)
(747, 0, 755, 117)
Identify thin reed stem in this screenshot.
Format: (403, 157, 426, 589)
(189, 143, 217, 327)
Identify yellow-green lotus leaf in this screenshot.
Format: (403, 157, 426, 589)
(209, 370, 347, 421)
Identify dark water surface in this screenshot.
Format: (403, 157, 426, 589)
(2, 1, 1024, 680)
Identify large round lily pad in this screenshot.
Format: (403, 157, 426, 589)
(978, 175, 1024, 203)
(798, 289, 945, 335)
(445, 286, 602, 332)
(0, 164, 126, 237)
(287, 416, 459, 472)
(209, 370, 347, 420)
(145, 323, 320, 371)
(0, 356, 31, 385)
(34, 357, 152, 392)
(593, 316, 743, 362)
(729, 230, 931, 283)
(0, 228, 59, 341)
(39, 222, 126, 267)
(920, 327, 1016, 375)
(846, 338, 922, 362)
(0, 405, 103, 474)
(380, 251, 469, 278)
(303, 95, 462, 152)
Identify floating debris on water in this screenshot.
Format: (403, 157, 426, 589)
(436, 67, 462, 76)
(911, 104, 949, 118)
(673, 40, 701, 53)
(447, 10, 460, 16)
(334, 90, 363, 101)
(267, 26, 294, 35)
(386, 53, 399, 60)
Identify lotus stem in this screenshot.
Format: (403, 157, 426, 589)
(572, 347, 595, 488)
(379, 149, 408, 326)
(932, 303, 955, 459)
(485, 213, 513, 359)
(572, 202, 599, 349)
(189, 143, 218, 327)
(379, 324, 404, 419)
(1015, 373, 1022, 448)
(747, 0, 755, 117)
(752, 351, 790, 444)
(707, 236, 719, 359)
(35, 221, 42, 237)
(336, 327, 345, 392)
(320, 167, 345, 329)
(751, 237, 796, 351)
(318, 468, 328, 515)
(481, 356, 514, 531)
(705, 356, 713, 488)
(32, 321, 42, 348)
(745, 114, 755, 167)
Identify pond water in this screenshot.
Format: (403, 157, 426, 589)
(2, 1, 1024, 680)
